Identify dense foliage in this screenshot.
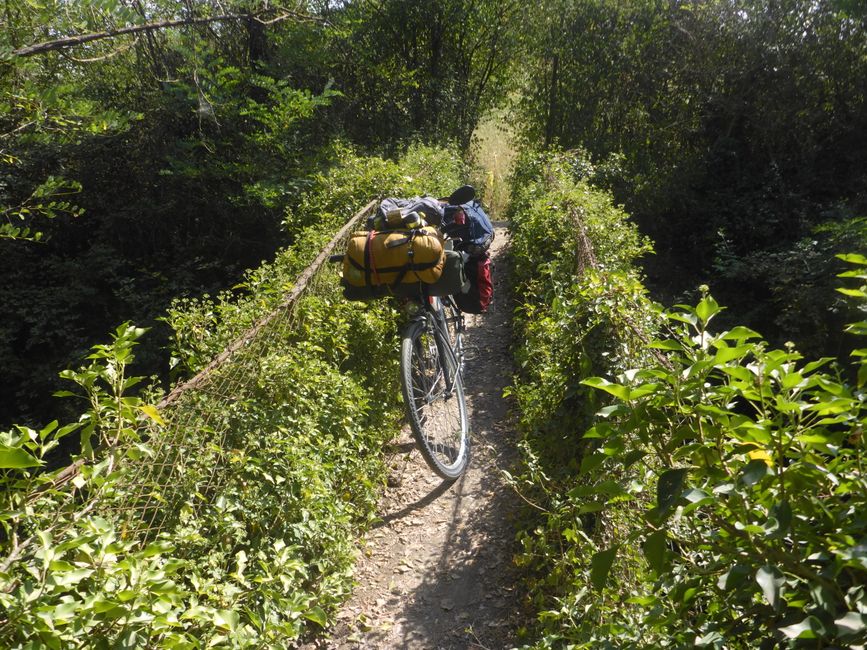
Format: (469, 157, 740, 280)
(509, 150, 867, 647)
(0, 145, 464, 646)
(4, 0, 867, 645)
(0, 0, 509, 428)
(513, 0, 867, 356)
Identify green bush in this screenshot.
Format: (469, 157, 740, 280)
(0, 144, 465, 647)
(509, 151, 867, 648)
(167, 141, 466, 375)
(507, 151, 659, 643)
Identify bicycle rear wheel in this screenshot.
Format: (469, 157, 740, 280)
(400, 319, 469, 480)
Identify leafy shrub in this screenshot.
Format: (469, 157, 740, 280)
(507, 151, 660, 641)
(509, 151, 867, 648)
(167, 141, 466, 375)
(0, 145, 465, 646)
(713, 215, 867, 358)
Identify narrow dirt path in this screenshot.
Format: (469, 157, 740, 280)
(315, 222, 525, 649)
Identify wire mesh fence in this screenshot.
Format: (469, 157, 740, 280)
(2, 200, 376, 576)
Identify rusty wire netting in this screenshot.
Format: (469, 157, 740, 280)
(4, 200, 376, 570)
(106, 199, 377, 542)
(568, 205, 674, 372)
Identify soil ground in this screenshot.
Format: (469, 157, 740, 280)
(310, 223, 526, 649)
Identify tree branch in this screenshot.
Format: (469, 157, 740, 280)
(12, 10, 322, 58)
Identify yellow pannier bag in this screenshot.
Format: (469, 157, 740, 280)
(343, 227, 445, 288)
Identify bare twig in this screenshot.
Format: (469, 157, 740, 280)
(0, 121, 36, 140)
(58, 36, 139, 63)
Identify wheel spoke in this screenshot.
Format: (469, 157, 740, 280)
(400, 318, 469, 479)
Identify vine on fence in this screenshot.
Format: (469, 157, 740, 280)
(0, 144, 465, 647)
(509, 150, 867, 648)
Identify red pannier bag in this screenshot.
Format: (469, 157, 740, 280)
(453, 253, 493, 313)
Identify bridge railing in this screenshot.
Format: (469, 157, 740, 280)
(1, 200, 376, 590)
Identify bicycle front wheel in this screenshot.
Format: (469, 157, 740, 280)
(400, 319, 469, 480)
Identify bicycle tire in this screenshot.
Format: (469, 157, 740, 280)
(399, 318, 469, 480)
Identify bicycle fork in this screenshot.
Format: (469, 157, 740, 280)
(430, 313, 461, 396)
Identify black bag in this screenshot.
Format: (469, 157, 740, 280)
(453, 253, 493, 313)
(427, 251, 470, 297)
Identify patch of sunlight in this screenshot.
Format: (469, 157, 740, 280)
(468, 108, 517, 218)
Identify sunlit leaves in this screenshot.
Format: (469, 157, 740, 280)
(0, 445, 42, 468)
(510, 151, 867, 647)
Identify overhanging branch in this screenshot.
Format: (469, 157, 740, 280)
(12, 10, 323, 58)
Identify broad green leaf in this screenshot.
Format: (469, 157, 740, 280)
(590, 546, 618, 590)
(93, 599, 123, 614)
(774, 397, 802, 413)
(696, 403, 732, 417)
(55, 422, 81, 441)
(648, 339, 684, 352)
(780, 616, 821, 639)
(667, 311, 698, 326)
(582, 423, 611, 439)
(756, 564, 785, 609)
(642, 530, 668, 574)
(597, 403, 630, 417)
(696, 296, 721, 323)
(0, 446, 42, 468)
(38, 420, 58, 440)
(628, 383, 660, 399)
(620, 448, 646, 468)
(812, 376, 848, 396)
(48, 560, 76, 572)
(581, 377, 632, 401)
(741, 459, 772, 486)
(656, 468, 688, 511)
(721, 365, 752, 382)
(681, 488, 714, 514)
(141, 540, 174, 557)
(713, 344, 749, 364)
(765, 501, 792, 539)
(797, 432, 834, 446)
(780, 372, 806, 390)
(569, 480, 627, 499)
(304, 606, 328, 626)
(803, 357, 834, 374)
(837, 253, 867, 265)
(579, 452, 606, 476)
(695, 631, 724, 646)
(808, 396, 855, 415)
(213, 609, 239, 631)
(720, 325, 762, 341)
(718, 563, 751, 590)
(732, 421, 772, 445)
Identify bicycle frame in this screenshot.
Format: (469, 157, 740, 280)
(403, 295, 464, 393)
